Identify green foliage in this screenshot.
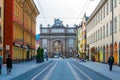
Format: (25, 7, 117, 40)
(36, 47, 44, 63)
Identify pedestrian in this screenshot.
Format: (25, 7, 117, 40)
(31, 56, 33, 61)
(76, 54, 79, 61)
(0, 55, 2, 74)
(6, 55, 12, 74)
(108, 54, 114, 71)
(46, 55, 48, 61)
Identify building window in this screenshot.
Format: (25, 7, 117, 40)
(100, 28, 102, 39)
(0, 25, 2, 43)
(114, 0, 117, 7)
(103, 6, 105, 18)
(114, 17, 117, 33)
(95, 16, 97, 25)
(98, 30, 100, 40)
(0, 25, 1, 35)
(96, 31, 97, 41)
(51, 29, 64, 33)
(94, 33, 95, 42)
(93, 33, 94, 42)
(110, 0, 112, 11)
(103, 25, 105, 38)
(42, 39, 47, 47)
(0, 7, 1, 18)
(96, 14, 98, 24)
(94, 32, 95, 42)
(119, 14, 120, 31)
(42, 29, 48, 33)
(110, 20, 112, 35)
(106, 2, 109, 15)
(98, 11, 100, 23)
(68, 29, 74, 33)
(101, 10, 102, 20)
(106, 23, 108, 36)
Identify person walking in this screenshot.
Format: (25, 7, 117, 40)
(46, 55, 48, 61)
(6, 55, 12, 74)
(108, 54, 114, 71)
(0, 55, 2, 74)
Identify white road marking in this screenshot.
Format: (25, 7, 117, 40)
(67, 61, 80, 80)
(43, 61, 58, 80)
(31, 62, 55, 80)
(70, 62, 93, 80)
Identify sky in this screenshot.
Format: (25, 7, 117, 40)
(33, 0, 101, 34)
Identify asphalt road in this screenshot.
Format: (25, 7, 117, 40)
(12, 59, 112, 80)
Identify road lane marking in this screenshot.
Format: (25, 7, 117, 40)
(31, 62, 55, 80)
(43, 61, 58, 80)
(67, 61, 80, 80)
(70, 62, 93, 80)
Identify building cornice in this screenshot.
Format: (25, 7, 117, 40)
(29, 0, 40, 15)
(17, 0, 40, 16)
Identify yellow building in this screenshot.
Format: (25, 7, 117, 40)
(77, 20, 86, 59)
(13, 0, 39, 61)
(77, 26, 82, 56)
(4, 0, 39, 62)
(0, 0, 4, 57)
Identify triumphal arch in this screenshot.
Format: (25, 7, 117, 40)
(40, 19, 77, 58)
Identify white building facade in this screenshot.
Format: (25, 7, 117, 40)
(86, 0, 120, 64)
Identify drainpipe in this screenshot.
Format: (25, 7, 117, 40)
(111, 0, 114, 56)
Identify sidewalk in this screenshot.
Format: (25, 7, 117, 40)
(78, 61, 120, 80)
(0, 61, 46, 80)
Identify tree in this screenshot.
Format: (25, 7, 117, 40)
(36, 47, 44, 63)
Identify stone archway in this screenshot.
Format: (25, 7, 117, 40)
(114, 42, 118, 64)
(94, 47, 100, 62)
(95, 47, 98, 62)
(103, 45, 105, 62)
(99, 46, 103, 62)
(53, 40, 63, 57)
(97, 47, 100, 62)
(90, 46, 95, 61)
(119, 42, 120, 65)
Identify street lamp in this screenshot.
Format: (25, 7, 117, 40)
(111, 0, 114, 56)
(86, 44, 89, 61)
